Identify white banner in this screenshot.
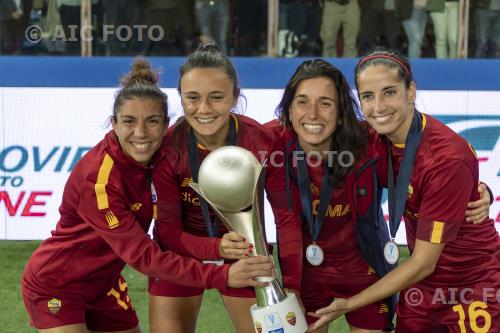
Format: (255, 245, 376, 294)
(1, 88, 499, 242)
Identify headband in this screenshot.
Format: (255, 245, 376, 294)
(357, 54, 411, 78)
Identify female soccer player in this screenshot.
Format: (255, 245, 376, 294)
(149, 44, 289, 333)
(21, 58, 273, 333)
(309, 49, 499, 332)
(267, 59, 493, 333)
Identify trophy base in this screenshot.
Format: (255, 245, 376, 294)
(250, 293, 307, 333)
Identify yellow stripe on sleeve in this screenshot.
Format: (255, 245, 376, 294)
(430, 221, 444, 244)
(153, 204, 158, 220)
(94, 153, 114, 210)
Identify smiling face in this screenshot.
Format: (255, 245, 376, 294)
(180, 67, 237, 150)
(289, 76, 339, 154)
(357, 65, 416, 144)
(112, 97, 167, 165)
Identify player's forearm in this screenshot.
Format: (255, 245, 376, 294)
(346, 255, 435, 312)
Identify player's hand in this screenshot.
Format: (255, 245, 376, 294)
(466, 183, 490, 224)
(307, 298, 350, 332)
(227, 256, 274, 288)
(219, 231, 252, 259)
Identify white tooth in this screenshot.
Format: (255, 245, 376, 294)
(135, 143, 148, 150)
(303, 124, 323, 133)
(374, 114, 392, 122)
(198, 117, 216, 124)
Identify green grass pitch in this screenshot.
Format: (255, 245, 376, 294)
(0, 241, 409, 332)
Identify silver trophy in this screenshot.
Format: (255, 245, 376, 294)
(190, 146, 307, 333)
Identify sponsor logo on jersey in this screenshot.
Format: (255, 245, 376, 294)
(129, 203, 142, 212)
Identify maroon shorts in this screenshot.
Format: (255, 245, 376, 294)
(148, 277, 255, 298)
(396, 282, 500, 333)
(301, 274, 390, 330)
(22, 275, 138, 331)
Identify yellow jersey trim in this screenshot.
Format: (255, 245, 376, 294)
(95, 153, 114, 210)
(430, 221, 444, 244)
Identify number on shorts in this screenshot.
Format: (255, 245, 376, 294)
(452, 301, 491, 333)
(107, 278, 130, 310)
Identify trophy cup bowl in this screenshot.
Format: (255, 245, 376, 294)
(190, 146, 307, 333)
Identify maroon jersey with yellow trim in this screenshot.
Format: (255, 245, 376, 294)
(264, 120, 389, 291)
(23, 131, 229, 301)
(390, 114, 500, 287)
(153, 114, 278, 260)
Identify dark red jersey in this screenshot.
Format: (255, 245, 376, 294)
(264, 120, 392, 290)
(153, 114, 282, 260)
(390, 114, 500, 287)
(23, 131, 229, 301)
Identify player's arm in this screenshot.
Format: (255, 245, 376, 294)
(78, 165, 273, 290)
(265, 147, 304, 293)
(307, 240, 444, 330)
(308, 160, 474, 331)
(154, 158, 231, 260)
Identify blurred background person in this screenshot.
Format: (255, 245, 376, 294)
(320, 0, 360, 58)
(0, 0, 23, 54)
(427, 0, 458, 58)
(473, 0, 500, 58)
(402, 0, 428, 58)
(358, 0, 412, 56)
(195, 0, 229, 54)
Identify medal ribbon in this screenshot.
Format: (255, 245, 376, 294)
(187, 117, 237, 237)
(387, 111, 423, 240)
(295, 142, 334, 242)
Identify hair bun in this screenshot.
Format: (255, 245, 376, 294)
(121, 57, 158, 86)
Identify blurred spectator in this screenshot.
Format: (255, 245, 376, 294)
(320, 0, 360, 58)
(278, 0, 299, 57)
(277, 0, 320, 57)
(38, 0, 65, 53)
(142, 0, 195, 56)
(473, 0, 500, 58)
(358, 0, 412, 55)
(102, 0, 140, 55)
(427, 0, 458, 58)
(57, 0, 81, 55)
(0, 0, 23, 54)
(402, 0, 427, 58)
(195, 0, 229, 54)
(233, 0, 267, 56)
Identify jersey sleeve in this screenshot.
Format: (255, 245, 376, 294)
(77, 157, 228, 291)
(265, 142, 303, 292)
(416, 160, 474, 244)
(153, 157, 221, 260)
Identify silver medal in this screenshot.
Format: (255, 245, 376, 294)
(305, 243, 324, 266)
(384, 240, 400, 264)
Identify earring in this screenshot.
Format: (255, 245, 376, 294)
(289, 114, 292, 122)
